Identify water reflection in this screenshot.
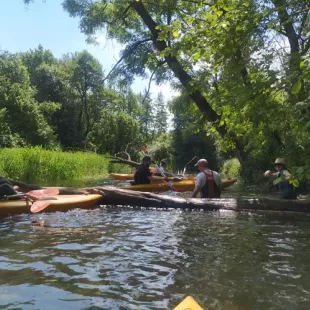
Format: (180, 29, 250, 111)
(1, 209, 310, 309)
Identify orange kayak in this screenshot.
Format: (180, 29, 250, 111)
(121, 178, 237, 192)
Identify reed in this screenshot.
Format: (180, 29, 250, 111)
(0, 147, 109, 185)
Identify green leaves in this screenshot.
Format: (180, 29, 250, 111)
(292, 79, 302, 95)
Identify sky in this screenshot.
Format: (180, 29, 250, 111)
(0, 0, 177, 100)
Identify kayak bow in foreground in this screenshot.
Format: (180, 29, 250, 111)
(173, 296, 203, 310)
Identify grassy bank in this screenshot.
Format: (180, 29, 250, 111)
(0, 147, 109, 185)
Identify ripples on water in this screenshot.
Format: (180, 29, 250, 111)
(1, 208, 310, 310)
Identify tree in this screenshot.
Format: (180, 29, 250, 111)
(170, 92, 222, 171)
(0, 52, 56, 146)
(138, 91, 155, 138)
(154, 92, 168, 135)
(88, 111, 143, 154)
(59, 0, 310, 174)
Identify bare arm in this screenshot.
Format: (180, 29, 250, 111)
(192, 186, 200, 198)
(264, 170, 279, 177)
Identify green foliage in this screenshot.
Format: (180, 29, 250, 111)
(146, 132, 174, 164)
(18, 0, 310, 185)
(170, 92, 222, 172)
(154, 92, 168, 135)
(88, 111, 143, 155)
(0, 147, 109, 185)
(0, 52, 57, 147)
(220, 159, 241, 179)
(59, 0, 310, 183)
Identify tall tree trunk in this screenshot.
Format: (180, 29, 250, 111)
(131, 0, 247, 162)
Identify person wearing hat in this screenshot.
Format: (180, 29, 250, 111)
(264, 158, 297, 199)
(192, 159, 222, 198)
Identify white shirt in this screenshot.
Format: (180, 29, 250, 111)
(195, 169, 222, 189)
(158, 166, 165, 174)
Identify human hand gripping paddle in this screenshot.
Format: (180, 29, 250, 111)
(4, 188, 60, 213)
(140, 146, 176, 192)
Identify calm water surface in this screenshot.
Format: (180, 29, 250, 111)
(1, 204, 310, 309)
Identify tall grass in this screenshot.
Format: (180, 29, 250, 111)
(0, 147, 109, 185)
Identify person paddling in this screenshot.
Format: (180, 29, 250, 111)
(155, 159, 175, 177)
(158, 159, 167, 174)
(132, 156, 168, 185)
(264, 158, 297, 199)
(191, 159, 222, 198)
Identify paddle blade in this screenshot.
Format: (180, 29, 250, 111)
(26, 188, 59, 200)
(30, 200, 52, 213)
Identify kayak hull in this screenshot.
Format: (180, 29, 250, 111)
(174, 296, 203, 310)
(110, 173, 195, 181)
(122, 178, 237, 192)
(0, 194, 102, 216)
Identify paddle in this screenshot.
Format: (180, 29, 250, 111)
(182, 156, 198, 176)
(28, 188, 60, 213)
(2, 188, 59, 201)
(141, 146, 176, 191)
(25, 188, 59, 200)
(30, 200, 53, 213)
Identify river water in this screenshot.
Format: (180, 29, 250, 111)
(1, 203, 310, 309)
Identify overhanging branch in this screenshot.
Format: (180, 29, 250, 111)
(103, 38, 152, 83)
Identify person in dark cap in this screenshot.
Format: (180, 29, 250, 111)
(132, 155, 157, 185)
(264, 157, 297, 199)
(192, 158, 222, 198)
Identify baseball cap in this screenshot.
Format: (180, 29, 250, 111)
(194, 158, 208, 166)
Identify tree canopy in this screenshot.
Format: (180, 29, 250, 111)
(56, 0, 310, 179)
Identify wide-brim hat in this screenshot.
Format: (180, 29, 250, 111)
(194, 158, 208, 166)
(274, 157, 285, 165)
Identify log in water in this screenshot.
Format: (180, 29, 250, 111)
(94, 187, 310, 213)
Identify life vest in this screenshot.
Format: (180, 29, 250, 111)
(200, 171, 216, 198)
(278, 169, 296, 198)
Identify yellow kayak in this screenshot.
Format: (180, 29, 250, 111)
(174, 296, 203, 310)
(122, 178, 237, 192)
(0, 194, 102, 216)
(110, 173, 195, 181)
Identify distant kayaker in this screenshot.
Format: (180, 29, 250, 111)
(158, 159, 167, 174)
(191, 159, 222, 198)
(0, 177, 18, 198)
(133, 156, 168, 185)
(264, 158, 297, 199)
(156, 159, 174, 177)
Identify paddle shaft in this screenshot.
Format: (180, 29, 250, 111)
(153, 163, 176, 191)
